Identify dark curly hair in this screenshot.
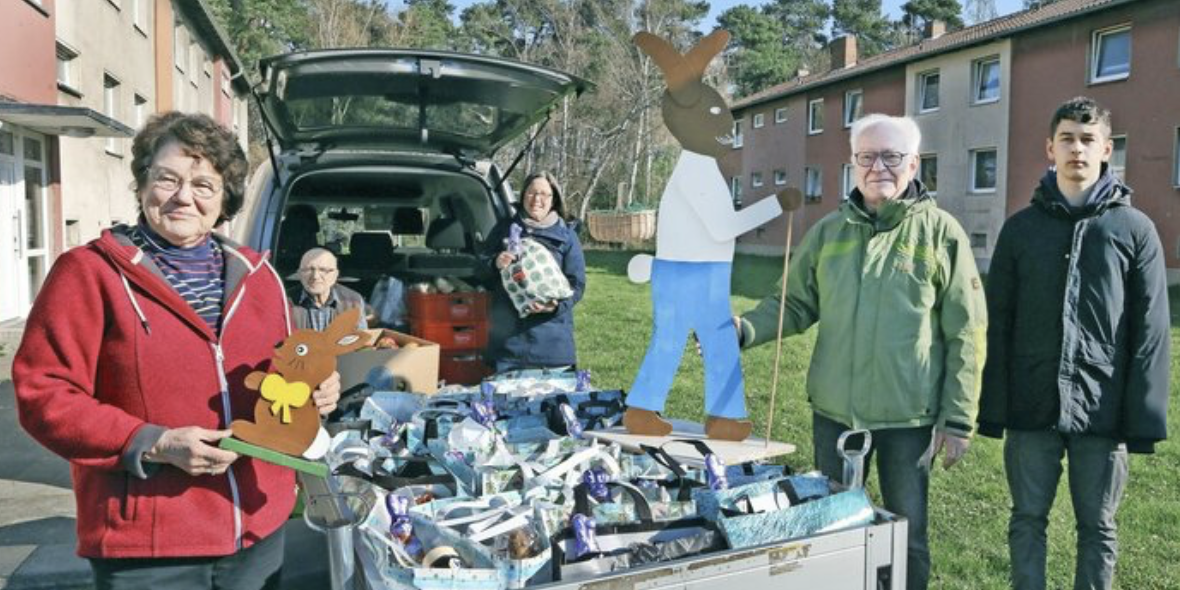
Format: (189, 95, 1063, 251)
(130, 111, 248, 224)
(520, 171, 568, 220)
(1050, 96, 1112, 139)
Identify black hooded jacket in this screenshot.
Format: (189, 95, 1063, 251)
(978, 166, 1170, 453)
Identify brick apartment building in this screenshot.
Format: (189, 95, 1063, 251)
(723, 0, 1180, 280)
(0, 0, 250, 322)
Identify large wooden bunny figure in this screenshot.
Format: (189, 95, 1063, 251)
(623, 30, 782, 442)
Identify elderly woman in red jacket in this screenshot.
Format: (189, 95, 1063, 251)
(13, 112, 340, 590)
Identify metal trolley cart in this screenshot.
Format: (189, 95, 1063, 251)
(299, 450, 909, 590)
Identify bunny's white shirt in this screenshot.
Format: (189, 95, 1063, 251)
(655, 149, 782, 262)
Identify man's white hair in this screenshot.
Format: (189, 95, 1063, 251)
(299, 247, 337, 268)
(849, 114, 922, 156)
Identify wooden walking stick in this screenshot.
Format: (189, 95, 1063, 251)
(766, 188, 804, 447)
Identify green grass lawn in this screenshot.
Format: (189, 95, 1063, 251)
(573, 249, 1180, 590)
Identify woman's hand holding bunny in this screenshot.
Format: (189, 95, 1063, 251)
(145, 426, 240, 476)
(312, 371, 341, 416)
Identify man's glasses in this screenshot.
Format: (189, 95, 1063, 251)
(299, 267, 337, 276)
(150, 168, 223, 199)
(854, 151, 908, 168)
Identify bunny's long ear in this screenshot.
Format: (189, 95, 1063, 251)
(683, 30, 729, 81)
(324, 308, 365, 353)
(634, 32, 692, 93)
(634, 30, 730, 105)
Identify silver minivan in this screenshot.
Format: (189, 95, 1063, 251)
(233, 49, 588, 298)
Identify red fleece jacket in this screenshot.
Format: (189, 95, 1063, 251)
(13, 228, 296, 558)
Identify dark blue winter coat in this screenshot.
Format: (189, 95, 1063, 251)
(481, 214, 586, 371)
(979, 166, 1170, 453)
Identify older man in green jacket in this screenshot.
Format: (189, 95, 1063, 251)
(738, 114, 987, 590)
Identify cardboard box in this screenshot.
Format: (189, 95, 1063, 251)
(337, 329, 440, 395)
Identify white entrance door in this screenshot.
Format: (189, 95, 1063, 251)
(0, 128, 49, 321)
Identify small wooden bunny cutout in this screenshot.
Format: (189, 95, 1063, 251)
(232, 308, 366, 459)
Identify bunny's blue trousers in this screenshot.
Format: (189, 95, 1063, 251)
(627, 259, 746, 419)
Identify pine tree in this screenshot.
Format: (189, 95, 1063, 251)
(901, 0, 965, 33)
(831, 0, 901, 57)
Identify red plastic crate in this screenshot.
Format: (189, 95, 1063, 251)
(411, 321, 489, 350)
(439, 350, 493, 385)
(408, 291, 489, 323)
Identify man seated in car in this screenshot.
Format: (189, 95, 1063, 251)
(291, 247, 369, 331)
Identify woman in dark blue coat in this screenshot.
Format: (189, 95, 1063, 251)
(483, 172, 586, 372)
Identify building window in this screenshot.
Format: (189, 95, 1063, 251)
(844, 90, 863, 127)
(805, 167, 822, 201)
(1174, 128, 1180, 187)
(174, 25, 187, 72)
(918, 70, 939, 113)
(808, 99, 824, 134)
(1110, 135, 1126, 181)
(732, 119, 744, 149)
(104, 74, 122, 154)
(753, 113, 765, 128)
(774, 169, 787, 186)
(970, 233, 988, 249)
(190, 43, 200, 85)
(731, 176, 743, 205)
(970, 148, 998, 193)
(972, 56, 1001, 104)
(132, 0, 148, 32)
(752, 172, 764, 188)
(920, 154, 938, 194)
(1091, 25, 1131, 83)
(841, 164, 854, 197)
(56, 42, 80, 95)
(774, 107, 787, 124)
(134, 94, 148, 130)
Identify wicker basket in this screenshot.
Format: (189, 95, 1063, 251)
(586, 209, 657, 243)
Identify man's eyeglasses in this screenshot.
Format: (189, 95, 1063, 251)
(854, 151, 908, 168)
(299, 267, 337, 276)
(149, 168, 223, 200)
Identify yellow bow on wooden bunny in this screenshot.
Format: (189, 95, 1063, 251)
(259, 373, 312, 424)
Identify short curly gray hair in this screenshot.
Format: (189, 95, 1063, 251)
(849, 114, 922, 157)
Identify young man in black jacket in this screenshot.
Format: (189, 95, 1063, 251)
(979, 97, 1170, 590)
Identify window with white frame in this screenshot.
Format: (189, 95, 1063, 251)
(104, 74, 122, 154)
(841, 163, 854, 196)
(190, 43, 200, 85)
(774, 169, 786, 185)
(972, 56, 1001, 104)
(132, 0, 148, 32)
(970, 149, 998, 192)
(752, 172, 764, 187)
(732, 119, 744, 148)
(753, 113, 765, 128)
(970, 233, 988, 249)
(731, 176, 743, 205)
(774, 107, 787, 124)
(1091, 25, 1131, 83)
(1110, 135, 1126, 181)
(918, 70, 939, 113)
(1174, 128, 1180, 187)
(56, 42, 80, 94)
(844, 90, 863, 127)
(805, 167, 822, 201)
(134, 94, 148, 130)
(174, 25, 187, 72)
(808, 99, 824, 134)
(920, 154, 938, 194)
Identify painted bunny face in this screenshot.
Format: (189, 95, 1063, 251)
(661, 81, 734, 158)
(271, 307, 366, 386)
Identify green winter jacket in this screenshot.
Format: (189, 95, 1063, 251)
(740, 182, 987, 437)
